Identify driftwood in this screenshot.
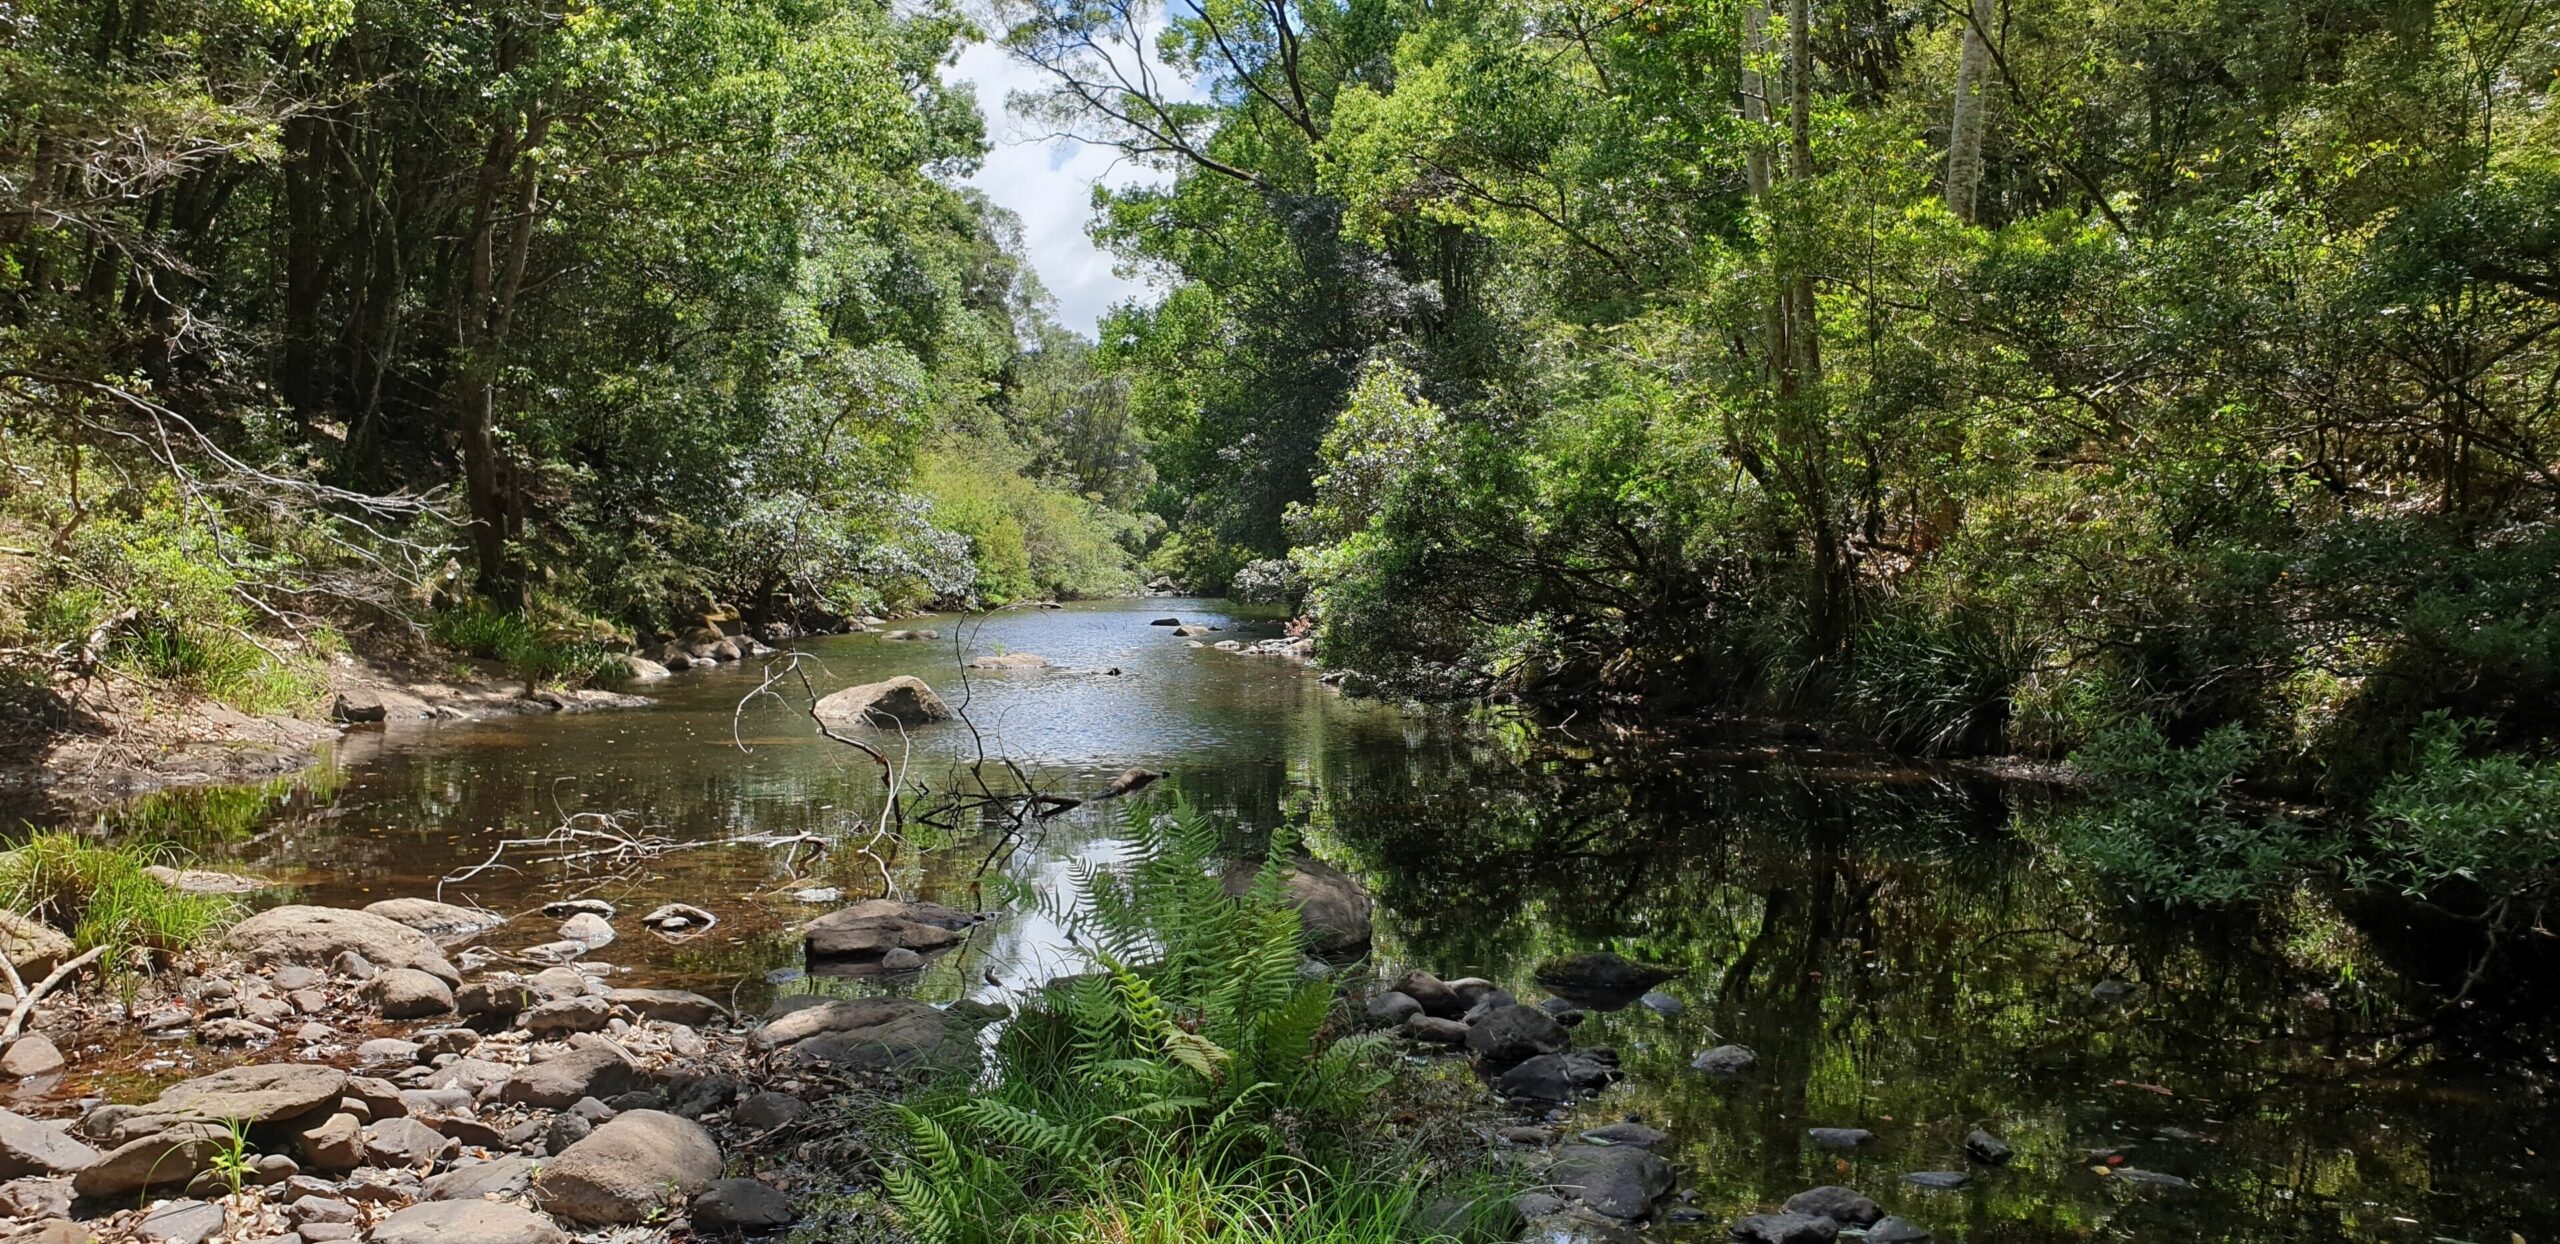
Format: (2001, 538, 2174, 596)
(0, 945, 107, 1044)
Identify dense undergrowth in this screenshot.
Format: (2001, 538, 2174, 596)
(881, 801, 1508, 1244)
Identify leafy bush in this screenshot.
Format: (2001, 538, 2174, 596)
(1228, 559, 1305, 607)
(2349, 715, 2560, 903)
(0, 834, 243, 976)
(885, 800, 1497, 1244)
(2038, 721, 2336, 906)
(921, 450, 1141, 605)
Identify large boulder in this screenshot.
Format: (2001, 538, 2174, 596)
(753, 997, 976, 1073)
(1548, 1144, 1674, 1220)
(1217, 857, 1372, 958)
(533, 1110, 721, 1225)
(1532, 951, 1676, 1009)
(0, 1111, 99, 1179)
(812, 677, 951, 730)
(226, 907, 459, 983)
(1464, 1005, 1570, 1067)
(1783, 1186, 1882, 1228)
(71, 1123, 232, 1198)
(362, 898, 505, 942)
(371, 1200, 567, 1244)
(802, 900, 980, 963)
(0, 911, 72, 981)
(498, 1047, 641, 1109)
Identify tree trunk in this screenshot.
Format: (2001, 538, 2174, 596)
(450, 68, 551, 610)
(1943, 0, 1993, 221)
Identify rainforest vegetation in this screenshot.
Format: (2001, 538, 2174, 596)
(6, 0, 2560, 902)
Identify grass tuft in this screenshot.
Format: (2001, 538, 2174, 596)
(0, 833, 243, 976)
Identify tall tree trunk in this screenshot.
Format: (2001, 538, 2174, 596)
(1943, 0, 1993, 221)
(450, 32, 551, 609)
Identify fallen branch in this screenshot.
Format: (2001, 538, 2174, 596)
(2, 946, 107, 1044)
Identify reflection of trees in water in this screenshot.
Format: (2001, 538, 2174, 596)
(1312, 743, 2560, 1242)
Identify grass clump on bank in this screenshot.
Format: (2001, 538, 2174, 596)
(0, 833, 242, 976)
(883, 800, 1508, 1244)
(428, 603, 627, 691)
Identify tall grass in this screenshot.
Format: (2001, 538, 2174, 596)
(882, 800, 1507, 1244)
(0, 833, 243, 976)
(429, 603, 626, 690)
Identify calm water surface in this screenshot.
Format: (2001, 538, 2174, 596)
(37, 598, 2560, 1242)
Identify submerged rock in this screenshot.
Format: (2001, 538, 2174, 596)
(1782, 1186, 1881, 1227)
(1548, 1144, 1673, 1219)
(1965, 1128, 2012, 1164)
(1867, 1217, 1934, 1243)
(1807, 1127, 1874, 1150)
(1730, 1213, 1839, 1244)
(1533, 951, 1677, 1009)
(1690, 1044, 1756, 1077)
(802, 900, 981, 963)
(1901, 1171, 1969, 1190)
(965, 652, 1049, 670)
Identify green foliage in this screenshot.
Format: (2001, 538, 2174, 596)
(0, 834, 243, 976)
(885, 799, 1492, 1244)
(920, 447, 1141, 604)
(2351, 715, 2560, 902)
(427, 604, 625, 690)
(2038, 722, 2337, 907)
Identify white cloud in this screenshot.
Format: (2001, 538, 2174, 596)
(948, 36, 1176, 338)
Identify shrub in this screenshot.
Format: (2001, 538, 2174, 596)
(1228, 559, 1305, 607)
(2036, 720, 2337, 906)
(0, 833, 242, 976)
(2349, 714, 2560, 903)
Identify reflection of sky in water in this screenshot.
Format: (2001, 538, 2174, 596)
(51, 597, 2560, 1244)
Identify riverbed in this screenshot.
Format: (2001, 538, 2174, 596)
(24, 597, 2560, 1241)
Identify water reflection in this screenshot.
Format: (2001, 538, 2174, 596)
(33, 598, 2558, 1242)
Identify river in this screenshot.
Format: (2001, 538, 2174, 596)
(26, 597, 2560, 1241)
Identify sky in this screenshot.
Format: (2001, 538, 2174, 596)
(946, 30, 1179, 338)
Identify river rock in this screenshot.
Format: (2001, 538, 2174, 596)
(1, 1036, 64, 1079)
(1808, 1127, 1873, 1149)
(692, 1178, 794, 1232)
(534, 1109, 720, 1225)
(1731, 1213, 1840, 1244)
(112, 1063, 351, 1141)
(71, 1123, 232, 1198)
(1463, 1004, 1569, 1066)
(640, 904, 715, 932)
(365, 968, 456, 1018)
(1217, 857, 1371, 957)
(227, 907, 459, 983)
(812, 676, 951, 729)
(758, 997, 976, 1073)
(1150, 617, 1181, 626)
(528, 966, 597, 1002)
(1901, 1171, 1969, 1189)
(1578, 1121, 1668, 1149)
(1867, 1217, 1932, 1243)
(1965, 1128, 2012, 1164)
(297, 1112, 363, 1170)
(802, 900, 981, 962)
(1458, 989, 1517, 1024)
(356, 1037, 423, 1065)
(558, 913, 614, 950)
(1783, 1186, 1882, 1227)
(1364, 991, 1421, 1027)
(0, 1111, 99, 1178)
(1548, 1144, 1673, 1219)
(1403, 1015, 1469, 1045)
(137, 1199, 225, 1244)
(607, 988, 724, 1026)
(145, 866, 264, 894)
(1532, 951, 1676, 1008)
(1492, 1051, 1622, 1103)
(1392, 970, 1464, 1019)
(521, 996, 613, 1037)
(362, 899, 504, 941)
(1691, 1044, 1756, 1076)
(372, 1200, 566, 1244)
(363, 1117, 455, 1169)
(499, 1047, 641, 1109)
(965, 653, 1049, 670)
(0, 912, 72, 980)
(427, 1058, 515, 1100)
(423, 1156, 539, 1202)
(0, 1176, 72, 1218)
